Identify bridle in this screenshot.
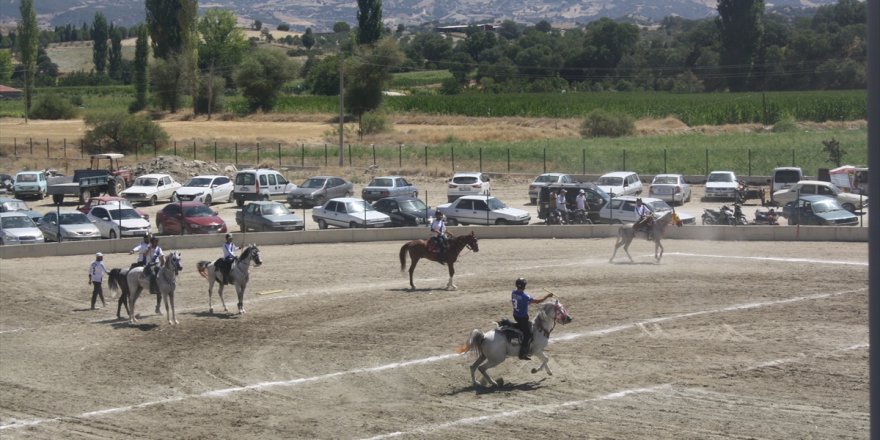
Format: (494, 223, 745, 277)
(534, 302, 570, 338)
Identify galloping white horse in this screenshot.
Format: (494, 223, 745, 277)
(197, 244, 262, 315)
(457, 300, 573, 388)
(609, 211, 679, 264)
(125, 251, 183, 325)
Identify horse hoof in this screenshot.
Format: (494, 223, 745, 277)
(494, 378, 502, 387)
(531, 368, 538, 374)
(209, 308, 214, 314)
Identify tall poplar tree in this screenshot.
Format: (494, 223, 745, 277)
(357, 0, 382, 45)
(17, 0, 38, 122)
(716, 0, 764, 92)
(132, 24, 150, 112)
(108, 29, 123, 80)
(91, 12, 109, 74)
(145, 0, 199, 113)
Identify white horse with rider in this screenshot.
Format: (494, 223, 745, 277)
(124, 250, 183, 325)
(197, 244, 263, 315)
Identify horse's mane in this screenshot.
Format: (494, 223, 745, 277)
(240, 245, 253, 260)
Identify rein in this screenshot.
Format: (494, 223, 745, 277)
(534, 312, 556, 339)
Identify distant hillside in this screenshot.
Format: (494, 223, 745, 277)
(0, 0, 841, 32)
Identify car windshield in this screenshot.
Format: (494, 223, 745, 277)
(708, 173, 734, 183)
(17, 174, 37, 182)
(263, 203, 291, 216)
(346, 201, 375, 213)
(647, 200, 672, 212)
(653, 176, 679, 185)
(183, 205, 216, 217)
(399, 199, 428, 212)
(810, 199, 842, 213)
(108, 209, 143, 220)
(59, 213, 91, 224)
(301, 178, 328, 189)
(487, 198, 506, 210)
(368, 178, 393, 187)
(185, 177, 213, 187)
(534, 175, 559, 183)
(597, 176, 623, 186)
(1, 200, 29, 211)
(2, 216, 35, 228)
(452, 176, 478, 184)
(134, 177, 158, 186)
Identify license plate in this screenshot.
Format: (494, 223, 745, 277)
(459, 185, 471, 190)
(656, 187, 671, 194)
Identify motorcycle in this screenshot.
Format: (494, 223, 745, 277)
(546, 209, 565, 225)
(753, 208, 779, 225)
(566, 209, 592, 225)
(732, 204, 749, 225)
(702, 205, 737, 225)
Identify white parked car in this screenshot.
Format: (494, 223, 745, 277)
(173, 175, 234, 205)
(772, 180, 868, 212)
(311, 197, 392, 229)
(597, 196, 695, 225)
(595, 172, 643, 197)
(39, 211, 102, 242)
(528, 173, 573, 204)
(86, 205, 152, 239)
(121, 173, 182, 205)
(0, 212, 44, 245)
(447, 172, 491, 202)
(436, 195, 531, 226)
(649, 174, 692, 205)
(704, 171, 739, 200)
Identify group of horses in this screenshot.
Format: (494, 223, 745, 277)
(107, 244, 263, 325)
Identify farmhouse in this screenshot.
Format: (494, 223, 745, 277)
(0, 85, 22, 99)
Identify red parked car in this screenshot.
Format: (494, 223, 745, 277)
(155, 201, 227, 235)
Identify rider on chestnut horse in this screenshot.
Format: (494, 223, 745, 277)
(430, 212, 450, 264)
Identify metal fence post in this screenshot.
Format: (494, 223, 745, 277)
(192, 141, 196, 160)
(348, 144, 352, 167)
(301, 144, 304, 167)
(748, 149, 752, 176)
(63, 138, 66, 158)
(46, 138, 50, 158)
(174, 141, 177, 156)
(623, 149, 626, 170)
(235, 142, 238, 165)
(582, 148, 586, 175)
(451, 146, 455, 172)
(30, 137, 33, 154)
(543, 148, 546, 173)
(399, 143, 403, 168)
(214, 141, 217, 162)
(324, 144, 328, 167)
(705, 148, 709, 175)
(507, 148, 510, 173)
(277, 143, 281, 167)
(479, 147, 482, 172)
(372, 144, 376, 166)
(80, 139, 83, 158)
(256, 142, 260, 164)
(424, 146, 428, 168)
(13, 137, 16, 156)
(664, 149, 667, 174)
(791, 148, 795, 167)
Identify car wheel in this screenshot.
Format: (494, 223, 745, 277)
(204, 195, 212, 205)
(530, 198, 537, 205)
(842, 202, 856, 213)
(446, 218, 458, 226)
(109, 229, 117, 239)
(495, 219, 509, 225)
(611, 219, 623, 225)
(236, 198, 244, 207)
(261, 194, 269, 201)
(318, 219, 328, 230)
(149, 195, 157, 206)
(227, 192, 234, 203)
(350, 221, 360, 229)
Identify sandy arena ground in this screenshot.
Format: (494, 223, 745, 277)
(0, 237, 869, 439)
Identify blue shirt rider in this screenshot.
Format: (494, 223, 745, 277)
(510, 278, 554, 361)
(221, 233, 239, 284)
(430, 212, 448, 264)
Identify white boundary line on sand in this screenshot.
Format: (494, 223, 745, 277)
(0, 286, 866, 432)
(665, 252, 868, 266)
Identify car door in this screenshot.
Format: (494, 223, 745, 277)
(451, 198, 473, 224)
(265, 173, 278, 198)
(471, 198, 491, 225)
(619, 200, 638, 222)
(162, 204, 182, 234)
(89, 207, 112, 237)
(40, 212, 57, 240)
(212, 177, 231, 202)
(258, 173, 269, 198)
(326, 178, 344, 199)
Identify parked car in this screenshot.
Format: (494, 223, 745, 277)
(121, 173, 182, 205)
(86, 205, 152, 238)
(772, 180, 867, 212)
(781, 195, 859, 226)
(77, 196, 149, 221)
(287, 176, 353, 208)
(13, 171, 48, 200)
(236, 201, 304, 232)
(447, 172, 491, 202)
(372, 196, 434, 227)
(537, 183, 610, 222)
(649, 174, 692, 205)
(597, 196, 696, 225)
(595, 172, 643, 197)
(311, 197, 392, 229)
(232, 168, 296, 207)
(528, 173, 574, 204)
(0, 197, 44, 224)
(361, 176, 418, 202)
(770, 167, 803, 201)
(436, 195, 531, 226)
(38, 211, 101, 242)
(173, 175, 234, 205)
(0, 212, 45, 245)
(155, 201, 227, 235)
(703, 171, 739, 200)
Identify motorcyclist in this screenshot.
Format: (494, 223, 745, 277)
(511, 278, 554, 361)
(430, 212, 449, 264)
(633, 198, 652, 238)
(221, 233, 239, 285)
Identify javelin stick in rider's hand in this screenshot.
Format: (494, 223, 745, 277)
(542, 287, 558, 299)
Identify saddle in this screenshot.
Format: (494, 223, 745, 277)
(140, 264, 160, 295)
(495, 319, 524, 345)
(214, 257, 236, 285)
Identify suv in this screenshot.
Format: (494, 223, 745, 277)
(13, 171, 48, 200)
(595, 172, 643, 197)
(232, 169, 296, 207)
(447, 172, 491, 202)
(537, 183, 610, 222)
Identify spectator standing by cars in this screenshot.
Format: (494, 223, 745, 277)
(556, 189, 568, 215)
(576, 189, 590, 211)
(89, 252, 109, 310)
(510, 278, 554, 360)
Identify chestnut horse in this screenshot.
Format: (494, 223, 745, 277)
(399, 232, 479, 290)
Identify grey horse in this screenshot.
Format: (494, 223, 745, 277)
(126, 251, 183, 325)
(196, 244, 263, 315)
(609, 211, 678, 263)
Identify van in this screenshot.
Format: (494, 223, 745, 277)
(770, 167, 803, 202)
(13, 171, 48, 200)
(232, 169, 296, 207)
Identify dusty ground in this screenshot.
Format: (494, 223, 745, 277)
(0, 238, 869, 439)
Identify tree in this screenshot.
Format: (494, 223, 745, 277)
(277, 23, 290, 32)
(0, 50, 12, 83)
(91, 12, 109, 74)
(333, 22, 351, 33)
(17, 0, 38, 121)
(822, 138, 845, 167)
(306, 55, 340, 95)
(108, 29, 123, 80)
(235, 48, 297, 112)
(253, 20, 262, 31)
(145, 0, 198, 112)
(84, 112, 169, 154)
(534, 20, 553, 33)
(132, 25, 149, 112)
(345, 39, 403, 130)
(152, 54, 185, 112)
(357, 0, 383, 45)
(199, 9, 246, 119)
(301, 28, 315, 50)
(717, 0, 764, 91)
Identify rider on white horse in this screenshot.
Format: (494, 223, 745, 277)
(145, 236, 166, 295)
(220, 233, 239, 285)
(430, 212, 448, 264)
(511, 278, 554, 360)
(129, 233, 152, 269)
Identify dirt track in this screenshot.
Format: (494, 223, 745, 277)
(0, 238, 868, 439)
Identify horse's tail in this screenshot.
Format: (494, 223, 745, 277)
(197, 261, 211, 279)
(455, 329, 485, 356)
(108, 268, 123, 292)
(399, 243, 409, 272)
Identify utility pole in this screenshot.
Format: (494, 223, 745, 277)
(338, 44, 345, 167)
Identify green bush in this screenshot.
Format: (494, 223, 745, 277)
(771, 114, 798, 132)
(83, 112, 169, 154)
(358, 111, 392, 136)
(580, 109, 635, 138)
(29, 93, 79, 120)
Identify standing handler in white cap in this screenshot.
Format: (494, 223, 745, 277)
(89, 252, 109, 310)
